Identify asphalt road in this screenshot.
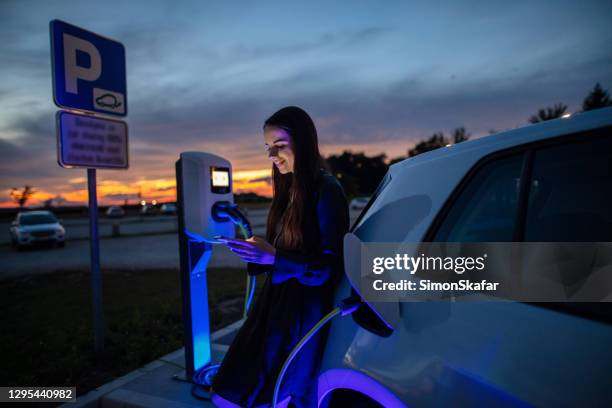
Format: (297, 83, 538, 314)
(0, 233, 244, 279)
(0, 210, 269, 245)
(0, 209, 361, 280)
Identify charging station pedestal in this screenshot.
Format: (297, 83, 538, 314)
(175, 152, 235, 382)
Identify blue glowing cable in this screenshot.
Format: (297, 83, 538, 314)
(272, 307, 341, 407)
(238, 224, 256, 318)
(244, 275, 256, 317)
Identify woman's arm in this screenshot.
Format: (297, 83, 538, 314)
(270, 178, 349, 286)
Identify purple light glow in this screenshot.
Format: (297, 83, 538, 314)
(318, 368, 408, 407)
(211, 392, 291, 408)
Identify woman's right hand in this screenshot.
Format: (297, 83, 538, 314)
(217, 236, 276, 265)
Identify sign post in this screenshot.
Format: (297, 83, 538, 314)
(50, 20, 128, 352)
(87, 168, 103, 352)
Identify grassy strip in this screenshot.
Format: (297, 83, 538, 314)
(0, 267, 254, 396)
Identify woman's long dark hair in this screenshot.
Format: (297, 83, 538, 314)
(264, 106, 327, 251)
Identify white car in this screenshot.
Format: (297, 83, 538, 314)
(9, 210, 66, 249)
(318, 107, 612, 407)
(140, 204, 157, 216)
(105, 205, 125, 218)
(160, 203, 177, 215)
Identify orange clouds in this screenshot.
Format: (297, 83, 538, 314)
(0, 168, 273, 208)
(233, 168, 272, 197)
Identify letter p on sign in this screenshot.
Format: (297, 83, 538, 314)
(63, 34, 102, 94)
(51, 20, 127, 117)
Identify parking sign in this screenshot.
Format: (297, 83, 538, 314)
(50, 20, 127, 116)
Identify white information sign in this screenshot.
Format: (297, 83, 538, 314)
(56, 111, 129, 169)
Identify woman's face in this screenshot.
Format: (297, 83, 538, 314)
(264, 126, 294, 174)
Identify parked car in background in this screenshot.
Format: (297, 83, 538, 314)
(160, 203, 177, 215)
(139, 204, 157, 216)
(349, 196, 370, 210)
(9, 211, 66, 249)
(105, 205, 125, 218)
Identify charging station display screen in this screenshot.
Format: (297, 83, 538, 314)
(211, 168, 229, 187)
(210, 167, 230, 194)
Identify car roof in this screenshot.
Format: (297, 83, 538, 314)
(18, 210, 54, 216)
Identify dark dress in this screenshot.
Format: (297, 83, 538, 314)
(212, 170, 349, 408)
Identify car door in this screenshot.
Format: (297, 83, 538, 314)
(422, 126, 612, 406)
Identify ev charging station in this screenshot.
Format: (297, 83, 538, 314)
(175, 151, 359, 405)
(175, 152, 254, 387)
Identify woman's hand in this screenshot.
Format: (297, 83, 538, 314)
(218, 236, 276, 265)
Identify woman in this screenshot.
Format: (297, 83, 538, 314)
(211, 106, 349, 408)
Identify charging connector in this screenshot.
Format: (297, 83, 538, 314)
(212, 201, 253, 238)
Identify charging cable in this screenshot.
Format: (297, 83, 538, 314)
(272, 296, 361, 407)
(212, 202, 257, 317)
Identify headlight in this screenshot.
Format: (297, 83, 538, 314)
(57, 227, 65, 234)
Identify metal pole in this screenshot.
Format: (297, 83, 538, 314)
(87, 168, 104, 352)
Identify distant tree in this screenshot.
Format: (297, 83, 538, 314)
(43, 195, 67, 208)
(408, 132, 448, 157)
(396, 127, 471, 161)
(528, 103, 568, 123)
(582, 83, 612, 111)
(234, 192, 271, 204)
(451, 127, 471, 143)
(10, 185, 36, 208)
(325, 151, 388, 196)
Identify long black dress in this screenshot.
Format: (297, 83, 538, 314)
(212, 170, 349, 408)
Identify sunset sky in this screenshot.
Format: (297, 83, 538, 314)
(1, 0, 611, 207)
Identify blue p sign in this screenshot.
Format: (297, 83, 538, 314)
(50, 20, 127, 116)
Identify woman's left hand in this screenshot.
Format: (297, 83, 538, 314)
(218, 236, 276, 265)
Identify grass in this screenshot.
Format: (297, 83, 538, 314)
(0, 267, 254, 397)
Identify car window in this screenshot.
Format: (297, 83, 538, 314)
(428, 129, 612, 322)
(433, 153, 524, 242)
(524, 133, 612, 242)
(522, 132, 612, 322)
(20, 214, 57, 225)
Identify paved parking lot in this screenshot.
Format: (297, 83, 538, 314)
(0, 210, 270, 245)
(0, 209, 361, 280)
